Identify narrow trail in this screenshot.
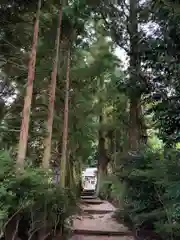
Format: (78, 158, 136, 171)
(70, 190, 134, 240)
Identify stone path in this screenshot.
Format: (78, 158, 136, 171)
(70, 191, 134, 240)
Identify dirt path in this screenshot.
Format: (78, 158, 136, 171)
(70, 192, 134, 240)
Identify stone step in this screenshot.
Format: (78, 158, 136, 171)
(81, 195, 97, 200)
(72, 213, 131, 236)
(81, 201, 116, 214)
(80, 199, 103, 205)
(81, 190, 95, 196)
(82, 209, 114, 214)
(73, 229, 132, 236)
(70, 235, 134, 240)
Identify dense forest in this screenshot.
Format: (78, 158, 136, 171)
(1, 0, 180, 239)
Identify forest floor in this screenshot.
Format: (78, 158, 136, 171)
(70, 191, 134, 240)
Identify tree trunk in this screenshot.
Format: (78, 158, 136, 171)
(65, 150, 70, 188)
(129, 98, 140, 151)
(128, 0, 143, 152)
(5, 215, 20, 240)
(96, 76, 109, 196)
(139, 103, 148, 145)
(129, 98, 147, 151)
(96, 115, 109, 196)
(107, 129, 115, 172)
(76, 158, 83, 194)
(60, 47, 71, 188)
(17, 0, 41, 170)
(42, 6, 62, 169)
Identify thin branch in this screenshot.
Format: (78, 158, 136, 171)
(28, 226, 44, 240)
(7, 59, 27, 70)
(154, 186, 173, 240)
(53, 214, 60, 235)
(12, 218, 20, 240)
(2, 38, 20, 51)
(121, 0, 130, 11)
(3, 205, 23, 231)
(101, 12, 128, 52)
(118, 0, 129, 19)
(43, 232, 51, 240)
(0, 207, 23, 239)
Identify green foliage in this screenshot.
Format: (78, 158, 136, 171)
(138, 0, 180, 146)
(99, 175, 125, 204)
(0, 150, 77, 239)
(3, 1, 180, 240)
(113, 148, 180, 240)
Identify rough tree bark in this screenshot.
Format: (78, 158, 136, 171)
(17, 0, 41, 170)
(60, 46, 71, 188)
(96, 78, 109, 196)
(96, 115, 109, 196)
(128, 0, 143, 151)
(42, 5, 62, 169)
(129, 98, 141, 151)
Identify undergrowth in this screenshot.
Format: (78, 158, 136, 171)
(0, 150, 78, 240)
(100, 148, 180, 240)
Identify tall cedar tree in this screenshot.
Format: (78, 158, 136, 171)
(42, 5, 62, 168)
(128, 0, 142, 151)
(17, 0, 41, 170)
(96, 77, 109, 195)
(60, 46, 71, 188)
